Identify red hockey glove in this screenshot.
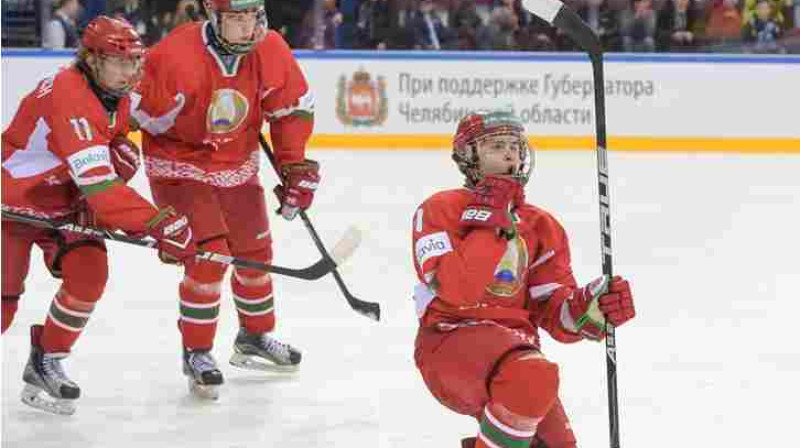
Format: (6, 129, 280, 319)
(109, 135, 141, 183)
(460, 175, 523, 239)
(145, 207, 196, 264)
(274, 159, 320, 221)
(567, 275, 636, 340)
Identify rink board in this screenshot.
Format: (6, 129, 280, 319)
(2, 50, 799, 152)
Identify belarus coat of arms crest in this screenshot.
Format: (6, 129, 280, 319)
(336, 69, 388, 126)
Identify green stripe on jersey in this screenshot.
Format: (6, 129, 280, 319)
(79, 178, 123, 197)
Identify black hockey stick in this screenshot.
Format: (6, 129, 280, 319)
(1, 209, 359, 281)
(258, 133, 381, 322)
(520, 1, 619, 447)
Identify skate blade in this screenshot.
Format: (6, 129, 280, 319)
(20, 384, 76, 415)
(187, 378, 220, 400)
(229, 352, 300, 373)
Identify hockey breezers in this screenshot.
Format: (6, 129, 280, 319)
(259, 133, 381, 322)
(1, 209, 360, 281)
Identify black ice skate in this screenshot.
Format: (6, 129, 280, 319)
(20, 325, 80, 415)
(229, 328, 302, 373)
(182, 349, 224, 400)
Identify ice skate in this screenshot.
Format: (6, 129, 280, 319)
(182, 349, 223, 400)
(229, 328, 302, 373)
(20, 325, 79, 415)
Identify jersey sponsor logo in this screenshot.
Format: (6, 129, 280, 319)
(207, 89, 250, 134)
(336, 68, 388, 127)
(487, 234, 529, 297)
(415, 231, 453, 267)
(67, 145, 111, 178)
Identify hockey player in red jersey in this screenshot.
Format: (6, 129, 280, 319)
(411, 110, 636, 448)
(1, 16, 196, 415)
(130, 0, 318, 398)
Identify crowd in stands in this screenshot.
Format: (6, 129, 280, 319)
(3, 0, 799, 53)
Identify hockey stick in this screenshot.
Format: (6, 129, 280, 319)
(258, 133, 381, 322)
(520, 1, 619, 447)
(1, 209, 359, 281)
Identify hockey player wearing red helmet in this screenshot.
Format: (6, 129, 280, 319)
(411, 110, 636, 447)
(1, 16, 196, 415)
(131, 0, 317, 398)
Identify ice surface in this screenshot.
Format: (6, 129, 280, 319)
(3, 150, 799, 447)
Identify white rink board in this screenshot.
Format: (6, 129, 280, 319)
(3, 51, 800, 140)
(2, 149, 800, 447)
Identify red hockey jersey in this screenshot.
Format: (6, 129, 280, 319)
(411, 189, 585, 347)
(2, 66, 157, 231)
(132, 22, 314, 188)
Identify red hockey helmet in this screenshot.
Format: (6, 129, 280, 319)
(81, 16, 145, 59)
(79, 16, 145, 98)
(204, 0, 268, 55)
(452, 109, 533, 187)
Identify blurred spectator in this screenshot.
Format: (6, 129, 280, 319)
(42, 0, 83, 49)
(266, 0, 316, 47)
(742, 0, 785, 52)
(743, 0, 791, 27)
(410, 0, 451, 50)
(336, 0, 359, 48)
(489, 0, 520, 49)
(656, 0, 699, 52)
(577, 0, 622, 51)
(357, 0, 392, 49)
(314, 0, 342, 49)
(81, 0, 107, 25)
(704, 0, 743, 47)
(145, 0, 201, 45)
(450, 0, 491, 49)
(620, 0, 657, 51)
(111, 0, 146, 36)
(790, 0, 800, 28)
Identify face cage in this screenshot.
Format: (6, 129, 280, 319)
(453, 133, 534, 188)
(209, 7, 268, 55)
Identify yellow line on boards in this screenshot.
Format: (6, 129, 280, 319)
(126, 132, 800, 153)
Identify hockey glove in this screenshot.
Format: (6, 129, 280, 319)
(109, 135, 141, 183)
(460, 175, 523, 240)
(274, 159, 320, 221)
(145, 207, 196, 264)
(567, 275, 635, 340)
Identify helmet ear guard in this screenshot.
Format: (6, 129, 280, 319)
(452, 110, 534, 188)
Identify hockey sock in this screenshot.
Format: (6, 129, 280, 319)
(179, 274, 222, 350)
(41, 246, 107, 352)
(1, 295, 20, 334)
(231, 246, 275, 334)
(232, 268, 275, 333)
(178, 238, 228, 350)
(41, 288, 96, 353)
